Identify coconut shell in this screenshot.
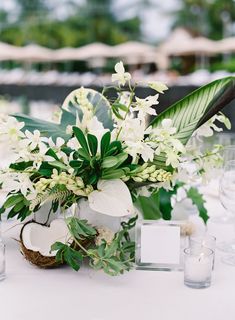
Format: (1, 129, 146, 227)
(19, 221, 62, 268)
(19, 220, 96, 269)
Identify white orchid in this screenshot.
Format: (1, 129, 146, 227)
(135, 94, 158, 119)
(30, 144, 54, 169)
(194, 113, 231, 140)
(147, 119, 185, 168)
(0, 116, 24, 143)
(67, 137, 80, 150)
(148, 81, 168, 94)
(48, 137, 68, 163)
(23, 130, 48, 150)
(111, 61, 131, 87)
(0, 172, 35, 197)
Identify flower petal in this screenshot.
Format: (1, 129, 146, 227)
(88, 179, 134, 217)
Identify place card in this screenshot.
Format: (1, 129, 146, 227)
(135, 220, 184, 271)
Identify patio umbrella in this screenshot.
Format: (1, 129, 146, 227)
(17, 44, 54, 62)
(113, 41, 156, 64)
(53, 47, 82, 61)
(216, 37, 235, 53)
(172, 37, 217, 56)
(0, 42, 22, 61)
(159, 28, 193, 55)
(77, 42, 114, 60)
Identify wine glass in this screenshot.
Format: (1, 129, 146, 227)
(218, 160, 235, 264)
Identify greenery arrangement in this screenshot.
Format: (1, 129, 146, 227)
(0, 61, 234, 275)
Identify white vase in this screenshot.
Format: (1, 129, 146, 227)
(77, 199, 122, 233)
(33, 201, 60, 225)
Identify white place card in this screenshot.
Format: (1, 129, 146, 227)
(140, 224, 180, 264)
(135, 220, 184, 271)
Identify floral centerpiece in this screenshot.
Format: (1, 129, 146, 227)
(0, 62, 234, 275)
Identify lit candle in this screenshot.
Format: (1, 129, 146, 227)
(184, 248, 213, 288)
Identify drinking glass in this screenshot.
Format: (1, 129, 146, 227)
(223, 145, 235, 165)
(217, 160, 235, 264)
(189, 234, 216, 269)
(0, 241, 6, 281)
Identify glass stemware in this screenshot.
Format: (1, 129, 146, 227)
(217, 160, 235, 264)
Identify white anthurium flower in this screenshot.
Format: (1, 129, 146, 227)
(148, 81, 168, 94)
(111, 61, 131, 87)
(88, 179, 134, 217)
(0, 116, 25, 143)
(24, 130, 48, 150)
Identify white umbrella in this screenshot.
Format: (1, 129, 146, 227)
(77, 42, 114, 60)
(53, 47, 81, 61)
(160, 28, 193, 55)
(173, 37, 217, 56)
(17, 44, 54, 62)
(0, 42, 22, 61)
(216, 37, 235, 53)
(113, 41, 156, 64)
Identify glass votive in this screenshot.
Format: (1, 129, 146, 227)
(0, 242, 6, 281)
(189, 234, 216, 269)
(184, 247, 213, 289)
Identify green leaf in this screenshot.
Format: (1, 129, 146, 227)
(10, 161, 33, 171)
(101, 156, 119, 168)
(112, 102, 129, 112)
(12, 114, 70, 141)
(100, 131, 111, 157)
(77, 148, 91, 161)
(67, 217, 96, 240)
(151, 77, 235, 145)
(101, 169, 125, 179)
(159, 187, 179, 220)
(49, 161, 68, 170)
(87, 134, 98, 156)
(150, 77, 235, 167)
(135, 192, 161, 220)
(187, 187, 209, 224)
(4, 194, 24, 209)
(73, 127, 89, 153)
(52, 242, 83, 271)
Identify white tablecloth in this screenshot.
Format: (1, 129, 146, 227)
(1, 183, 235, 320)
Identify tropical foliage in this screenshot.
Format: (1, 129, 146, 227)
(0, 62, 234, 274)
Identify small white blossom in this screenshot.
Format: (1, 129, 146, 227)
(135, 94, 159, 119)
(23, 130, 48, 150)
(148, 81, 168, 94)
(111, 61, 131, 87)
(0, 116, 24, 143)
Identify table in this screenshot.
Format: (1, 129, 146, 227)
(1, 182, 235, 320)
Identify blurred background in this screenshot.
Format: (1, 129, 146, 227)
(0, 0, 235, 126)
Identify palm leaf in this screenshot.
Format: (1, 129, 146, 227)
(12, 114, 70, 141)
(150, 76, 235, 167)
(150, 76, 235, 145)
(61, 88, 114, 130)
(13, 88, 114, 140)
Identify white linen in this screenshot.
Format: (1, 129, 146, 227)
(1, 187, 235, 320)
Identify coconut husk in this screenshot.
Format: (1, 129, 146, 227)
(19, 221, 62, 268)
(19, 221, 95, 269)
(20, 240, 60, 268)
